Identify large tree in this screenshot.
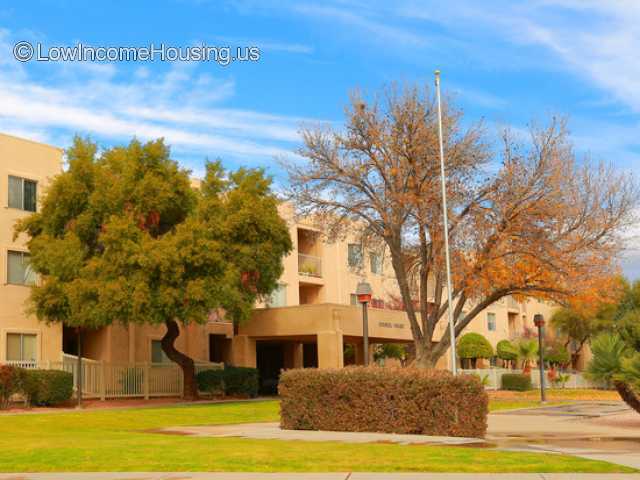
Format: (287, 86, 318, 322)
(16, 137, 292, 398)
(286, 85, 638, 368)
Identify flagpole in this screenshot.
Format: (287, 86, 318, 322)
(434, 70, 458, 375)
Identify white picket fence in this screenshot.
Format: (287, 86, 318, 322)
(5, 354, 223, 400)
(460, 367, 602, 390)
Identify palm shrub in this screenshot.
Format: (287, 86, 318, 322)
(496, 340, 517, 369)
(457, 333, 494, 368)
(586, 333, 640, 413)
(515, 339, 538, 373)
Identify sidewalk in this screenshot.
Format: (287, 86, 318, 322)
(1, 473, 640, 479)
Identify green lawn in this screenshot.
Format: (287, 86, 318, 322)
(489, 399, 570, 411)
(0, 400, 632, 473)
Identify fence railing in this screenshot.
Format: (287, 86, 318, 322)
(460, 367, 602, 390)
(3, 354, 223, 400)
(298, 253, 322, 277)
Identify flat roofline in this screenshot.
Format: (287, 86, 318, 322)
(0, 132, 64, 153)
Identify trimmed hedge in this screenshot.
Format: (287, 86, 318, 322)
(501, 373, 532, 391)
(197, 366, 259, 398)
(496, 340, 517, 362)
(22, 369, 73, 406)
(0, 365, 24, 409)
(279, 367, 488, 438)
(457, 333, 494, 360)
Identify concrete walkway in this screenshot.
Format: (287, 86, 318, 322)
(1, 473, 640, 479)
(487, 402, 640, 469)
(162, 422, 484, 445)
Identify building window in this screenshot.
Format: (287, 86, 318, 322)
(347, 244, 363, 267)
(487, 312, 496, 332)
(8, 176, 37, 212)
(350, 293, 359, 305)
(266, 284, 287, 307)
(7, 251, 36, 285)
(369, 252, 383, 274)
(6, 333, 37, 362)
(151, 340, 170, 364)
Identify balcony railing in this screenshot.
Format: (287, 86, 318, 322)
(507, 295, 520, 310)
(298, 253, 322, 277)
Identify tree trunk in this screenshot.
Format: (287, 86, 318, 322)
(413, 341, 436, 368)
(161, 319, 198, 400)
(614, 381, 640, 414)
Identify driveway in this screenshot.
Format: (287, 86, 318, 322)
(487, 401, 640, 469)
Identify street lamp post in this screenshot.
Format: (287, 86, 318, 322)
(356, 281, 372, 367)
(533, 314, 546, 403)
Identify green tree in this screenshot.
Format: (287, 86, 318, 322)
(16, 137, 292, 399)
(551, 305, 613, 370)
(457, 333, 493, 368)
(543, 341, 570, 369)
(612, 279, 640, 350)
(496, 340, 517, 369)
(373, 343, 408, 366)
(586, 333, 640, 413)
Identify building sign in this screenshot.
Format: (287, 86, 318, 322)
(378, 321, 405, 329)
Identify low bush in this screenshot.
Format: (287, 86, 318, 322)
(279, 367, 488, 438)
(0, 365, 24, 409)
(22, 369, 73, 406)
(197, 366, 259, 398)
(501, 373, 532, 391)
(196, 369, 225, 395)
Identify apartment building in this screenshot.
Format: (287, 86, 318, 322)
(1, 133, 559, 387)
(0, 133, 64, 366)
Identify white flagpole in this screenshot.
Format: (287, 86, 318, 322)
(434, 70, 458, 375)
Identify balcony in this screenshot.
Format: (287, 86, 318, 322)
(298, 253, 322, 278)
(506, 295, 520, 311)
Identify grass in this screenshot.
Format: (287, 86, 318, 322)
(489, 388, 620, 401)
(488, 388, 620, 412)
(0, 399, 633, 473)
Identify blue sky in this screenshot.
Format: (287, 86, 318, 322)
(1, 1, 639, 277)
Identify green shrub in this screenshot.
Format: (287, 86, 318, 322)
(544, 342, 571, 367)
(22, 369, 73, 406)
(223, 366, 259, 397)
(196, 369, 225, 394)
(279, 367, 488, 438)
(497, 340, 517, 363)
(196, 366, 259, 398)
(0, 365, 24, 409)
(501, 373, 532, 391)
(458, 333, 494, 368)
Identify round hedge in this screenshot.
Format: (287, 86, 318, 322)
(496, 339, 518, 361)
(457, 333, 494, 359)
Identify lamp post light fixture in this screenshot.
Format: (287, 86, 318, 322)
(356, 280, 372, 367)
(533, 314, 546, 403)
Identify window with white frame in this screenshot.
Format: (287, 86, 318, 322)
(6, 333, 37, 362)
(347, 244, 363, 267)
(8, 176, 37, 212)
(7, 251, 36, 285)
(369, 252, 383, 274)
(487, 312, 496, 332)
(266, 283, 287, 307)
(151, 340, 171, 363)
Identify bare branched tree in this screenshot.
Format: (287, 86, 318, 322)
(285, 84, 638, 368)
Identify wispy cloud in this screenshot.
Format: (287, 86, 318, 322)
(0, 29, 318, 172)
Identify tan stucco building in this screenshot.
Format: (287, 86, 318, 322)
(1, 132, 565, 390)
(0, 133, 64, 366)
